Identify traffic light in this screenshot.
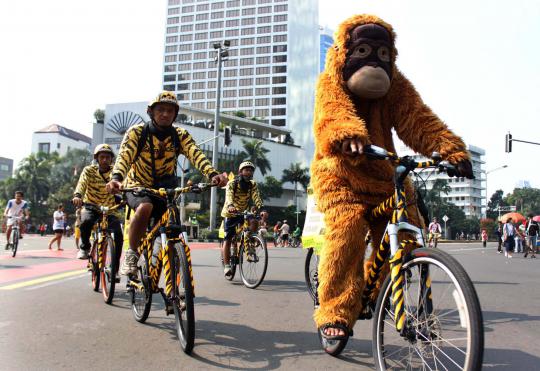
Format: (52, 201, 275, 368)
(505, 133, 512, 153)
(224, 126, 232, 146)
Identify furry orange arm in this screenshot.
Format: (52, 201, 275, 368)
(313, 73, 370, 157)
(389, 71, 470, 163)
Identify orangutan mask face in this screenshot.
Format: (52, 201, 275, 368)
(343, 24, 393, 99)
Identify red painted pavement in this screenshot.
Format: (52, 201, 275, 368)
(0, 259, 87, 285)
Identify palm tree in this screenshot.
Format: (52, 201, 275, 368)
(237, 139, 271, 176)
(281, 163, 310, 224)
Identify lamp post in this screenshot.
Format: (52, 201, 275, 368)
(209, 40, 230, 231)
(482, 165, 508, 217)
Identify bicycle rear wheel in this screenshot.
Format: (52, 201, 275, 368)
(131, 253, 152, 323)
(239, 234, 268, 289)
(372, 248, 483, 371)
(90, 241, 100, 292)
(101, 237, 116, 304)
(172, 242, 195, 354)
(11, 229, 19, 257)
(304, 248, 319, 303)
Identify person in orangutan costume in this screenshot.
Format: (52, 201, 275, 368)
(311, 14, 474, 339)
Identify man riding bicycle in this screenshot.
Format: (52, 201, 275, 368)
(4, 191, 30, 249)
(427, 217, 442, 247)
(106, 92, 227, 275)
(73, 144, 123, 264)
(221, 161, 264, 277)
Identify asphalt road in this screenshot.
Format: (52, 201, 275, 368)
(1, 235, 539, 370)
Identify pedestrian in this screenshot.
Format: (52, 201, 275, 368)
(495, 221, 503, 253)
(524, 214, 538, 258)
(39, 223, 45, 236)
(273, 221, 282, 247)
(481, 229, 488, 248)
(502, 217, 516, 258)
(515, 224, 525, 254)
(48, 205, 65, 251)
(279, 220, 290, 247)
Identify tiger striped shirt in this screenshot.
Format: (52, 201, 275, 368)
(221, 178, 263, 218)
(112, 123, 218, 188)
(74, 164, 116, 208)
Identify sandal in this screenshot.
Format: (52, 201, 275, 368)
(319, 322, 353, 341)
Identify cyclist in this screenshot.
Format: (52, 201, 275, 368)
(106, 92, 227, 275)
(73, 144, 123, 264)
(221, 161, 263, 276)
(4, 191, 30, 249)
(427, 217, 442, 247)
(291, 225, 302, 247)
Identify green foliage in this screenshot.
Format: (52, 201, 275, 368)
(94, 109, 105, 123)
(480, 218, 497, 238)
(257, 176, 283, 201)
(236, 139, 271, 176)
(281, 162, 310, 191)
(487, 190, 506, 219)
(504, 187, 540, 215)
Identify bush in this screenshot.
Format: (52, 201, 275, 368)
(200, 229, 219, 240)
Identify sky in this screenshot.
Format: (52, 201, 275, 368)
(1, 0, 539, 198)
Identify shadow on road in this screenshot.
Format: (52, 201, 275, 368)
(483, 348, 540, 369)
(255, 279, 309, 293)
(482, 310, 540, 333)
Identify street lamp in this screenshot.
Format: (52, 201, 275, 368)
(209, 40, 230, 231)
(482, 165, 508, 217)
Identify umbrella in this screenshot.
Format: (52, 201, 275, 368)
(533, 215, 540, 222)
(500, 212, 526, 224)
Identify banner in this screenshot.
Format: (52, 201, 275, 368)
(301, 190, 325, 253)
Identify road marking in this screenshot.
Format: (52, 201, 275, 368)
(447, 247, 489, 252)
(24, 272, 88, 290)
(0, 269, 87, 290)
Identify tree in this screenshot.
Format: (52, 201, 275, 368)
(94, 109, 105, 123)
(257, 176, 283, 201)
(237, 139, 271, 176)
(504, 187, 540, 215)
(487, 190, 506, 219)
(282, 162, 310, 192)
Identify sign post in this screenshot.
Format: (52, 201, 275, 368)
(442, 215, 449, 239)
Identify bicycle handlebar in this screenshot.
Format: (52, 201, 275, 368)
(121, 182, 217, 199)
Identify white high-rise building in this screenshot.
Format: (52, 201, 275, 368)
(163, 0, 319, 162)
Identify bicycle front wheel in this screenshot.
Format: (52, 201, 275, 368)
(372, 248, 484, 371)
(101, 237, 116, 304)
(239, 234, 268, 289)
(131, 253, 152, 323)
(11, 229, 19, 257)
(304, 248, 319, 302)
(172, 242, 195, 354)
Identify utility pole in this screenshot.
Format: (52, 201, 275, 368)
(209, 40, 230, 231)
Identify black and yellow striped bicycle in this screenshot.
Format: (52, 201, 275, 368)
(123, 182, 214, 354)
(316, 145, 484, 370)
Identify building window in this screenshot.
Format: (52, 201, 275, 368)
(257, 26, 271, 34)
(194, 32, 207, 40)
(241, 38, 255, 45)
(224, 58, 238, 66)
(167, 17, 179, 25)
(255, 109, 269, 117)
(272, 86, 286, 94)
(178, 44, 192, 52)
(240, 48, 254, 55)
(274, 14, 287, 22)
(210, 21, 224, 28)
(273, 65, 287, 73)
(274, 4, 288, 12)
(180, 24, 193, 32)
(211, 11, 224, 19)
(226, 19, 239, 27)
(223, 90, 237, 98)
(242, 0, 256, 4)
(195, 23, 208, 30)
(208, 81, 217, 89)
(207, 102, 216, 109)
(239, 88, 253, 96)
(164, 74, 176, 82)
(257, 36, 271, 43)
(195, 13, 209, 21)
(207, 91, 216, 99)
(241, 28, 255, 35)
(163, 84, 175, 91)
(178, 54, 191, 61)
(273, 55, 287, 63)
(257, 16, 271, 23)
(192, 102, 205, 109)
(258, 6, 271, 13)
(193, 62, 207, 69)
(196, 3, 209, 11)
(240, 58, 254, 66)
(227, 0, 240, 6)
(193, 52, 206, 60)
(223, 100, 237, 108)
(193, 42, 206, 50)
(272, 76, 287, 84)
(273, 35, 287, 43)
(226, 9, 240, 17)
(255, 87, 269, 95)
(273, 45, 287, 53)
(192, 92, 205, 100)
(179, 34, 193, 42)
(272, 119, 286, 126)
(229, 39, 239, 46)
(256, 77, 270, 85)
(256, 48, 270, 56)
(224, 69, 237, 77)
(178, 73, 191, 80)
(164, 55, 177, 63)
(168, 0, 180, 5)
(208, 71, 217, 78)
(240, 68, 254, 76)
(177, 83, 190, 90)
(168, 7, 180, 15)
(223, 80, 237, 87)
(239, 78, 253, 86)
(255, 98, 269, 106)
(210, 31, 223, 39)
(211, 1, 224, 9)
(181, 15, 194, 22)
(242, 8, 256, 16)
(178, 63, 191, 71)
(256, 66, 270, 74)
(38, 143, 50, 154)
(166, 26, 178, 34)
(225, 29, 239, 37)
(181, 5, 194, 12)
(166, 36, 178, 43)
(239, 99, 252, 107)
(192, 82, 205, 89)
(193, 71, 206, 79)
(272, 97, 286, 105)
(242, 18, 255, 26)
(164, 65, 176, 72)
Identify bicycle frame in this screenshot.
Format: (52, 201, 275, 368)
(231, 212, 257, 260)
(89, 202, 124, 270)
(360, 148, 445, 335)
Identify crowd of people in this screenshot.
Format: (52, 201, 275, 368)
(494, 215, 538, 258)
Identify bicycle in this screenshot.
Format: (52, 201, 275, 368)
(290, 235, 302, 248)
(6, 216, 23, 257)
(84, 202, 125, 304)
(428, 232, 441, 248)
(123, 182, 214, 354)
(312, 145, 483, 370)
(220, 211, 268, 289)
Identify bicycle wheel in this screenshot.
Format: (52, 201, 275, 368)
(172, 242, 195, 354)
(304, 248, 319, 302)
(318, 328, 349, 356)
(90, 241, 100, 292)
(131, 253, 152, 323)
(101, 237, 116, 304)
(372, 248, 484, 371)
(239, 234, 268, 289)
(11, 229, 19, 257)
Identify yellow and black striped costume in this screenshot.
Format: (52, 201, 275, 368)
(112, 123, 218, 187)
(74, 164, 116, 208)
(221, 178, 263, 218)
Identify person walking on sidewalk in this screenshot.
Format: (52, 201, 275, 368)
(502, 217, 515, 258)
(524, 214, 538, 258)
(48, 205, 65, 251)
